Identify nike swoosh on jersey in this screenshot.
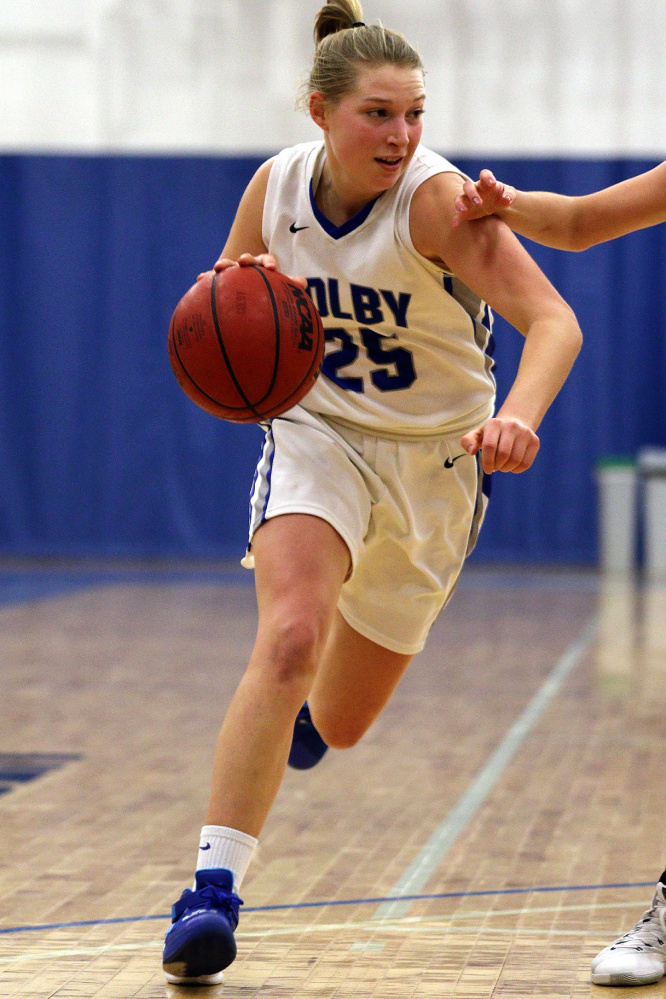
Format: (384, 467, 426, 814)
(289, 222, 309, 233)
(444, 454, 468, 468)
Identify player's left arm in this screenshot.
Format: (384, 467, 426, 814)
(411, 172, 583, 475)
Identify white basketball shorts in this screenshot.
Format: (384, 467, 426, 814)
(243, 405, 489, 655)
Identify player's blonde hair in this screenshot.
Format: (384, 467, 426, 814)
(303, 0, 423, 108)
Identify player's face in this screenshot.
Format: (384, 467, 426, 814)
(318, 64, 425, 196)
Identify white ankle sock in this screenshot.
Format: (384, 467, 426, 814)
(195, 825, 258, 892)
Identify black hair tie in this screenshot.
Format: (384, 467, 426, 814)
(352, 21, 365, 27)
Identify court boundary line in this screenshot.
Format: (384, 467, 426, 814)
(0, 879, 652, 936)
(374, 616, 597, 919)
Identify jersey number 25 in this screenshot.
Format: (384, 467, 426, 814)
(322, 327, 416, 393)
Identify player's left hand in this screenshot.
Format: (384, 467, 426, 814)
(452, 170, 516, 229)
(460, 416, 540, 474)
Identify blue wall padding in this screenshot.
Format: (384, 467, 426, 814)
(0, 155, 664, 562)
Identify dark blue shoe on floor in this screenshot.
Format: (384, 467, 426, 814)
(288, 702, 328, 770)
(162, 868, 242, 985)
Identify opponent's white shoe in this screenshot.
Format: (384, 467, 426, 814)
(591, 884, 666, 986)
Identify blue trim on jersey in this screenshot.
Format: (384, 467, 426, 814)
(247, 463, 260, 534)
(443, 275, 496, 372)
(465, 453, 490, 558)
(247, 427, 276, 550)
(260, 427, 276, 523)
(309, 179, 379, 240)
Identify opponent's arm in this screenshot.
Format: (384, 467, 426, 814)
(452, 163, 666, 251)
(411, 172, 583, 474)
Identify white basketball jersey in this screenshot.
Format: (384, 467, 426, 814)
(262, 141, 496, 438)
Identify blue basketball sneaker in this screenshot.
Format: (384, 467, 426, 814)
(162, 868, 242, 985)
(288, 702, 328, 769)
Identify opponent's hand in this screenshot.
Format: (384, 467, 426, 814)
(460, 416, 540, 474)
(452, 170, 516, 229)
(197, 252, 306, 289)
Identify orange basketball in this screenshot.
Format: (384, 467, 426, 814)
(168, 265, 324, 422)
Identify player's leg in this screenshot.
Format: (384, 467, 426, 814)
(287, 612, 411, 768)
(308, 611, 412, 748)
(590, 872, 666, 986)
(288, 436, 486, 769)
(163, 512, 350, 986)
(206, 513, 350, 833)
(287, 610, 413, 768)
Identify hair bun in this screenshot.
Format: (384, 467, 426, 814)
(303, 0, 422, 111)
(313, 1, 364, 44)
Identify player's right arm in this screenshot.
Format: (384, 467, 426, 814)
(452, 163, 666, 251)
(196, 157, 307, 290)
(217, 157, 274, 264)
(197, 158, 278, 278)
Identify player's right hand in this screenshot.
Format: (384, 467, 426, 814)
(197, 253, 306, 289)
(452, 170, 516, 229)
(197, 252, 275, 281)
(216, 252, 278, 272)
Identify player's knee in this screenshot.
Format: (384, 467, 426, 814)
(323, 728, 363, 750)
(265, 614, 326, 687)
(313, 713, 367, 750)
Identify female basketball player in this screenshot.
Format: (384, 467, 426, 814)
(162, 1, 583, 985)
(454, 163, 666, 988)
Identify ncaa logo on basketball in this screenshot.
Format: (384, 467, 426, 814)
(289, 285, 314, 351)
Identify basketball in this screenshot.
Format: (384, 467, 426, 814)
(168, 265, 324, 422)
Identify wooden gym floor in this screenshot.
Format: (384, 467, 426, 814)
(1, 563, 665, 999)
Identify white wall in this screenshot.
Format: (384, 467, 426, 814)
(0, 0, 664, 155)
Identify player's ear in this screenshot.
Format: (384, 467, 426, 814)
(309, 92, 328, 131)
